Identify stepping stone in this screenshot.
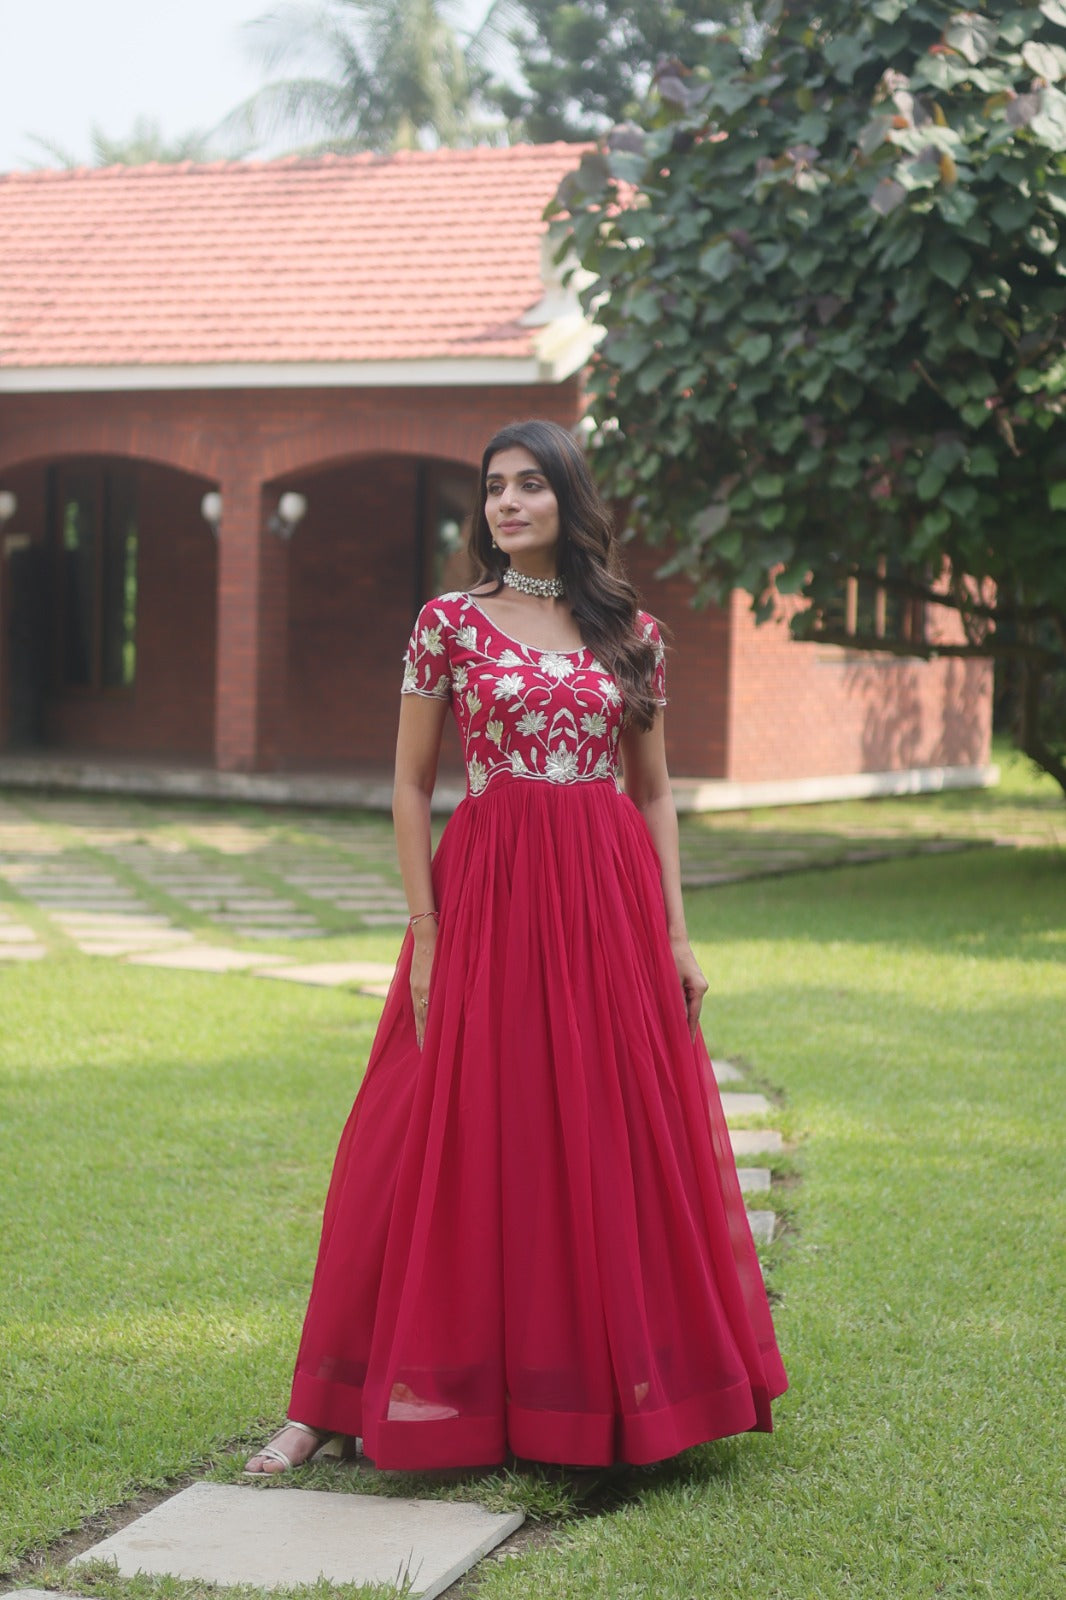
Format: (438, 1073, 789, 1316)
(0, 924, 39, 941)
(55, 913, 176, 929)
(719, 1091, 772, 1119)
(3, 1590, 82, 1598)
(334, 896, 410, 911)
(127, 947, 287, 971)
(361, 912, 411, 926)
(736, 1167, 772, 1192)
(71, 1482, 523, 1598)
(76, 938, 195, 957)
(0, 944, 47, 960)
(730, 1128, 783, 1155)
(230, 926, 321, 939)
(747, 1210, 776, 1245)
(712, 1059, 743, 1082)
(255, 960, 397, 988)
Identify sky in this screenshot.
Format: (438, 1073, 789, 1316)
(0, 0, 494, 172)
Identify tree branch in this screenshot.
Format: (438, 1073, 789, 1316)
(804, 626, 1065, 669)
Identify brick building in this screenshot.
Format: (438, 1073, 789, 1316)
(0, 146, 992, 803)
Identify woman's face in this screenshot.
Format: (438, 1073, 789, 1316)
(484, 447, 561, 569)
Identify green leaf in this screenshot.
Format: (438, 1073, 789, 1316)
(752, 473, 785, 499)
(758, 501, 787, 529)
(698, 240, 737, 281)
(737, 333, 773, 365)
(916, 464, 947, 501)
(919, 507, 952, 539)
(1040, 0, 1066, 25)
(943, 13, 999, 65)
(1048, 481, 1066, 509)
(929, 240, 971, 288)
(1031, 86, 1066, 150)
(1022, 41, 1066, 82)
(968, 446, 999, 477)
(628, 290, 661, 325)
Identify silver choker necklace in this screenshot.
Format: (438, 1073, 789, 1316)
(503, 568, 565, 599)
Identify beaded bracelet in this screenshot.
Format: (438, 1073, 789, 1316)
(408, 910, 439, 927)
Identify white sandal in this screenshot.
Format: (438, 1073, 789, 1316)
(244, 1420, 328, 1476)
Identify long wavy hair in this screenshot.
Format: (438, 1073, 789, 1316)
(468, 419, 661, 731)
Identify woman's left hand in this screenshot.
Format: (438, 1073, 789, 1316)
(671, 936, 709, 1039)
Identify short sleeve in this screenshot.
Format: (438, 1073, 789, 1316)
(401, 600, 453, 700)
(640, 612, 667, 707)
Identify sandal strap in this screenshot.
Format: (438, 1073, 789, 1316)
(284, 1420, 327, 1442)
(251, 1443, 295, 1471)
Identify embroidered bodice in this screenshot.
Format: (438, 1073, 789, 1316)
(402, 592, 666, 797)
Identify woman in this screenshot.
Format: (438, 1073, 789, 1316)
(246, 419, 787, 1475)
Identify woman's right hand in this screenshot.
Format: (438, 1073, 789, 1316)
(410, 920, 438, 1048)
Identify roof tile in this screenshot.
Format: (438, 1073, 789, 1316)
(0, 145, 586, 369)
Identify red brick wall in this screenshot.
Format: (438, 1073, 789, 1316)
(726, 590, 993, 780)
(623, 540, 731, 779)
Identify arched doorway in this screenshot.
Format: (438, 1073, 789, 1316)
(0, 455, 218, 759)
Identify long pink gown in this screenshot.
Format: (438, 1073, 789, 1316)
(287, 592, 787, 1469)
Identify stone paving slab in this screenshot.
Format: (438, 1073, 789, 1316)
(71, 1481, 524, 1598)
(718, 1091, 772, 1118)
(712, 1059, 743, 1082)
(126, 946, 287, 971)
(0, 943, 47, 960)
(747, 1210, 776, 1245)
(0, 924, 40, 941)
(730, 1128, 783, 1155)
(736, 1167, 772, 1192)
(256, 960, 398, 987)
(76, 938, 196, 957)
(3, 1590, 82, 1599)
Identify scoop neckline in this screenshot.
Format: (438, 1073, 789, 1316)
(462, 593, 592, 658)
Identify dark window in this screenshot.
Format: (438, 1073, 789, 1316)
(818, 557, 925, 647)
(52, 464, 138, 690)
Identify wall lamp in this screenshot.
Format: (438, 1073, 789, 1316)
(200, 490, 222, 537)
(270, 491, 308, 541)
(0, 490, 18, 527)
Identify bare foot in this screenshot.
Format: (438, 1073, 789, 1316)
(244, 1421, 325, 1476)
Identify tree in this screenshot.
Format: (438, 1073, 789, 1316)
(27, 118, 244, 169)
(225, 0, 523, 154)
(494, 1, 734, 140)
(554, 0, 1066, 795)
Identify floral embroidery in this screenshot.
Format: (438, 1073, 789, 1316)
(546, 745, 579, 783)
(401, 594, 665, 796)
(538, 651, 576, 681)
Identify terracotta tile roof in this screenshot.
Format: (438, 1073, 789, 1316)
(0, 145, 586, 370)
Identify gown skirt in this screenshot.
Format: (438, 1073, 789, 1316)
(288, 774, 788, 1470)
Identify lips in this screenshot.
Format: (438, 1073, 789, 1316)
(496, 522, 528, 532)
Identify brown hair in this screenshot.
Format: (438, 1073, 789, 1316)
(468, 419, 660, 731)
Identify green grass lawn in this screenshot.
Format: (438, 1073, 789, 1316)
(1, 763, 1063, 1598)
